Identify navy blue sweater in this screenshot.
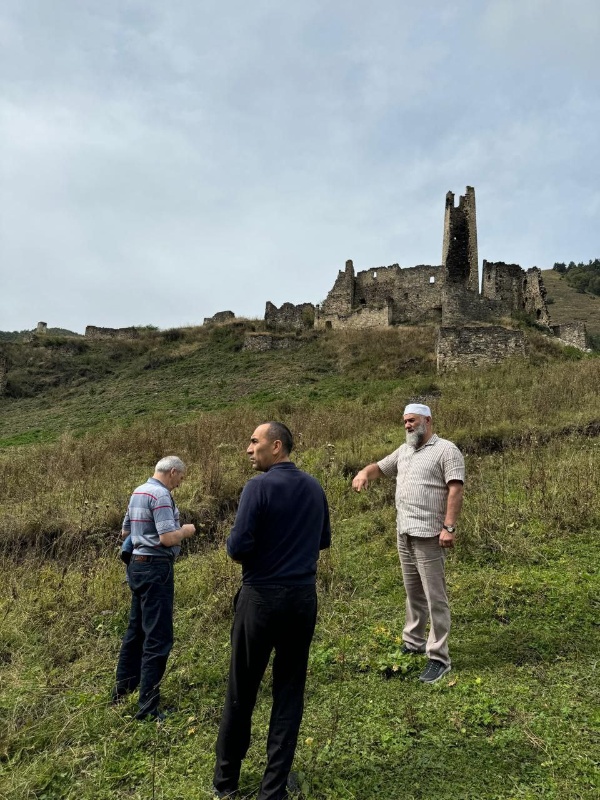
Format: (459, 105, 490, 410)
(227, 462, 331, 585)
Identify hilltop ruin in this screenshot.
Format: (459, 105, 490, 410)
(264, 186, 586, 368)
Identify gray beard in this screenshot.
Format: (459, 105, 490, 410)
(406, 422, 427, 449)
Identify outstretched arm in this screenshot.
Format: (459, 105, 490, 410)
(352, 463, 384, 492)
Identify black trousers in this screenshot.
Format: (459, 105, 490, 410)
(114, 557, 174, 717)
(214, 584, 318, 800)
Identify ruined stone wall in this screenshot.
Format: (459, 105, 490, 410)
(242, 333, 302, 352)
(551, 321, 589, 351)
(203, 310, 235, 326)
(442, 186, 479, 293)
(353, 264, 443, 323)
(390, 266, 442, 324)
(265, 301, 315, 331)
(441, 286, 500, 326)
(482, 262, 550, 325)
(319, 260, 355, 316)
(437, 326, 526, 372)
(85, 325, 140, 340)
(353, 264, 401, 306)
(36, 321, 47, 334)
(315, 304, 390, 330)
(481, 261, 525, 316)
(315, 262, 442, 329)
(523, 268, 550, 325)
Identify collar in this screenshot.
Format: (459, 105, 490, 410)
(413, 433, 439, 452)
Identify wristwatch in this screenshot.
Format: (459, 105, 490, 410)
(442, 524, 456, 533)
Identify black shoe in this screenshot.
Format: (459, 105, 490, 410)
(110, 687, 129, 706)
(419, 659, 451, 684)
(401, 644, 425, 655)
(212, 788, 238, 799)
(287, 771, 304, 796)
(135, 709, 168, 722)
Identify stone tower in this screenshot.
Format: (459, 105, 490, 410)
(442, 186, 479, 293)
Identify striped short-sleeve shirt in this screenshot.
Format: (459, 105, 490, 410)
(122, 476, 181, 558)
(377, 434, 465, 538)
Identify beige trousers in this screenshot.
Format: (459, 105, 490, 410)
(397, 533, 450, 667)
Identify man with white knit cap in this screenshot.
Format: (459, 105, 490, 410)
(352, 403, 464, 684)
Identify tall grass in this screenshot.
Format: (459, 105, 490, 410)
(0, 329, 599, 798)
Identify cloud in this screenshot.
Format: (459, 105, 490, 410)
(1, 1, 598, 331)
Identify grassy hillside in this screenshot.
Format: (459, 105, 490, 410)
(0, 325, 599, 799)
(541, 269, 600, 339)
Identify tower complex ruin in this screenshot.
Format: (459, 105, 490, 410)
(260, 186, 591, 367)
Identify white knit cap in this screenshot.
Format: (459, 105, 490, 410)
(403, 403, 432, 417)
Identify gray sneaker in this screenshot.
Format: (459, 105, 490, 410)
(419, 659, 451, 684)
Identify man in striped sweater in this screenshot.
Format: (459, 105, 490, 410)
(352, 403, 464, 684)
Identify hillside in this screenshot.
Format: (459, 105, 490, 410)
(541, 269, 600, 339)
(0, 325, 439, 447)
(0, 326, 599, 799)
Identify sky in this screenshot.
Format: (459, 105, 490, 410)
(1, 0, 599, 333)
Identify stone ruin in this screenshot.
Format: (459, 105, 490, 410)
(261, 186, 587, 369)
(265, 302, 315, 331)
(551, 321, 589, 351)
(36, 321, 47, 334)
(437, 326, 526, 372)
(242, 333, 302, 352)
(203, 310, 236, 326)
(85, 325, 140, 340)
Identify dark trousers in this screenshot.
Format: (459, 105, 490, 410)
(214, 585, 318, 800)
(114, 557, 174, 717)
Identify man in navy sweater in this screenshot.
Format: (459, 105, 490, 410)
(213, 422, 331, 800)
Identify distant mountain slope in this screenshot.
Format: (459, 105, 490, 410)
(541, 269, 600, 337)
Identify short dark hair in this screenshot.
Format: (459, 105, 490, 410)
(265, 421, 294, 455)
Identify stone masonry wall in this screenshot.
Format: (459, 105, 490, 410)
(354, 264, 442, 323)
(85, 326, 140, 339)
(442, 186, 479, 293)
(243, 333, 302, 352)
(551, 321, 589, 351)
(315, 304, 390, 330)
(319, 260, 355, 316)
(523, 268, 550, 325)
(481, 261, 526, 316)
(482, 262, 550, 325)
(265, 301, 315, 331)
(203, 310, 235, 325)
(315, 261, 442, 329)
(436, 326, 526, 372)
(441, 286, 499, 326)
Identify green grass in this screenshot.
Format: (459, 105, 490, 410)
(0, 325, 599, 798)
(541, 270, 600, 338)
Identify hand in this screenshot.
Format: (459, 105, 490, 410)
(182, 524, 196, 539)
(439, 529, 455, 548)
(352, 473, 368, 492)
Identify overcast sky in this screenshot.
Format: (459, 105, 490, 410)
(1, 1, 599, 333)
